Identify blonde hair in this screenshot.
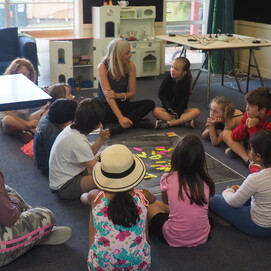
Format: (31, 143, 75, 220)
(4, 57, 36, 83)
(46, 83, 70, 104)
(210, 96, 235, 122)
(103, 38, 131, 80)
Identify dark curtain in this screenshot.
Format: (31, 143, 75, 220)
(207, 0, 235, 74)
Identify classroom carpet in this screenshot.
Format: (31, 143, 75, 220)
(105, 132, 244, 196)
(2, 75, 271, 271)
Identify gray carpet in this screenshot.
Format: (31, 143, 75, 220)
(106, 132, 244, 197)
(1, 73, 271, 271)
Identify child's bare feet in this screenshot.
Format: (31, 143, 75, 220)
(155, 120, 170, 129)
(185, 119, 195, 129)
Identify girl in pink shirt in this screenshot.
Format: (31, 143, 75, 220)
(147, 134, 215, 247)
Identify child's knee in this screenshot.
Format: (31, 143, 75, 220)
(22, 207, 56, 226)
(152, 107, 164, 117)
(222, 130, 232, 142)
(1, 121, 14, 134)
(209, 194, 225, 210)
(194, 108, 201, 117)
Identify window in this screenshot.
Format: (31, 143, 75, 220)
(0, 0, 75, 30)
(165, 0, 209, 69)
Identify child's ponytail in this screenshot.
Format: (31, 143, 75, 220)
(224, 102, 235, 122)
(108, 192, 140, 227)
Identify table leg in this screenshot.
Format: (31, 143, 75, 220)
(246, 48, 264, 93)
(224, 50, 242, 92)
(222, 50, 225, 86)
(192, 53, 208, 89)
(251, 49, 264, 87)
(246, 49, 252, 93)
(207, 51, 211, 106)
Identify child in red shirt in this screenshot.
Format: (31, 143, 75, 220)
(223, 87, 271, 172)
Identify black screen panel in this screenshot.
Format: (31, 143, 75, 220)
(234, 0, 271, 25)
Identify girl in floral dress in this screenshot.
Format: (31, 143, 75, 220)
(81, 144, 156, 271)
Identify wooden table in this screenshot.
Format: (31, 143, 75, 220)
(0, 74, 51, 111)
(157, 34, 271, 105)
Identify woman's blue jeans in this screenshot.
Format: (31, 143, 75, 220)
(210, 195, 271, 237)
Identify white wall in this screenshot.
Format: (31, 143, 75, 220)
(234, 20, 271, 79)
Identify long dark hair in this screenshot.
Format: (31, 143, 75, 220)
(250, 130, 271, 167)
(168, 134, 215, 206)
(107, 191, 140, 227)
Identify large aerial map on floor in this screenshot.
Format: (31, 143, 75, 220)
(105, 132, 244, 196)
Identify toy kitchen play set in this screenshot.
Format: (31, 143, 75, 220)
(92, 5, 161, 77)
(49, 4, 161, 92)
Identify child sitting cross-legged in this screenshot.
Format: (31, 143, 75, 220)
(81, 144, 156, 270)
(147, 134, 215, 247)
(49, 98, 110, 200)
(0, 58, 43, 143)
(153, 57, 200, 129)
(210, 130, 271, 237)
(0, 171, 71, 267)
(34, 99, 77, 175)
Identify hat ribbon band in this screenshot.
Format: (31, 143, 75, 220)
(101, 160, 136, 179)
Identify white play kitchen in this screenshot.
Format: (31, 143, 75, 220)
(92, 4, 161, 77)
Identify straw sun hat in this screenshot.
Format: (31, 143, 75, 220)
(93, 144, 146, 192)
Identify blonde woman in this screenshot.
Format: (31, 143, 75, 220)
(97, 38, 155, 135)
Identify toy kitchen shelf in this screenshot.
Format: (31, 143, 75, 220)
(120, 6, 155, 19)
(49, 37, 114, 91)
(120, 7, 137, 19)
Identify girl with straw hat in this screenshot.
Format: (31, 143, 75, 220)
(81, 144, 156, 270)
